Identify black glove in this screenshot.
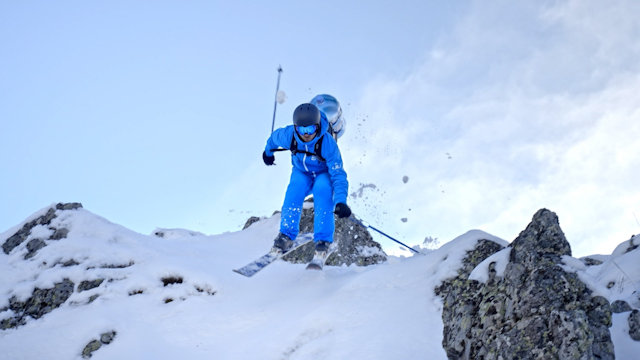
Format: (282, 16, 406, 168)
(334, 203, 351, 218)
(263, 151, 275, 166)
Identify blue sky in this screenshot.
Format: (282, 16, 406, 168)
(2, 0, 639, 257)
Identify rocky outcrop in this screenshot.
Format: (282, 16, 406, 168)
(82, 331, 117, 359)
(243, 216, 262, 230)
(1, 279, 75, 330)
(2, 202, 82, 257)
(611, 300, 632, 314)
(272, 198, 386, 266)
(434, 239, 507, 359)
(436, 209, 615, 360)
(24, 238, 47, 259)
(581, 257, 604, 266)
(0, 203, 85, 330)
(630, 310, 640, 341)
(78, 279, 104, 292)
(623, 236, 639, 254)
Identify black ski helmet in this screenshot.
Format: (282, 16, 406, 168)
(293, 103, 321, 127)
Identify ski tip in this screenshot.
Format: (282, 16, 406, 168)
(305, 264, 323, 271)
(232, 269, 252, 277)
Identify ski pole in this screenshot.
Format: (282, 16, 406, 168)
(271, 65, 283, 133)
(348, 214, 420, 254)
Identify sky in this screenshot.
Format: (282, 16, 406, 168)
(2, 0, 639, 257)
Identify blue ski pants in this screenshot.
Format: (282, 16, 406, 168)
(280, 168, 334, 243)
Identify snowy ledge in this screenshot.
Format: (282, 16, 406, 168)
(468, 247, 512, 283)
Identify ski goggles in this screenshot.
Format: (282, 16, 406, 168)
(296, 124, 318, 135)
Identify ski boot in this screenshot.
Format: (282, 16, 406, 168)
(306, 240, 332, 270)
(271, 233, 294, 254)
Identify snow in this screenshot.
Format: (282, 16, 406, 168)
(0, 208, 450, 359)
(468, 247, 512, 283)
(580, 236, 640, 307)
(25, 225, 54, 242)
(611, 312, 640, 359)
(560, 254, 588, 272)
(356, 245, 385, 257)
(1, 208, 639, 359)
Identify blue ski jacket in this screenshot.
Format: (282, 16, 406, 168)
(265, 112, 349, 207)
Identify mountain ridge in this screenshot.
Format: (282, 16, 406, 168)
(1, 204, 639, 359)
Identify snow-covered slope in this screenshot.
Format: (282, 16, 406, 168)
(1, 205, 639, 359)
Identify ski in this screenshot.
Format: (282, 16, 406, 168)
(305, 243, 337, 271)
(233, 233, 314, 277)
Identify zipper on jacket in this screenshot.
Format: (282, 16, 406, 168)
(302, 144, 310, 172)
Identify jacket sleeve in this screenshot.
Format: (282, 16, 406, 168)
(320, 136, 349, 207)
(264, 126, 294, 157)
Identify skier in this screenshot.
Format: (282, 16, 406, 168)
(262, 103, 351, 263)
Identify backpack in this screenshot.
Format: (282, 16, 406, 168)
(289, 133, 326, 162)
(271, 132, 327, 162)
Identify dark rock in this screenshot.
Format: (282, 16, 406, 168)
(50, 227, 69, 240)
(161, 276, 183, 286)
(459, 240, 505, 278)
(280, 199, 386, 266)
(243, 216, 262, 230)
(2, 279, 74, 329)
(436, 209, 615, 360)
(2, 203, 81, 254)
(581, 257, 604, 266)
(82, 340, 102, 359)
(1, 317, 19, 330)
(625, 235, 639, 254)
(434, 239, 506, 359)
(24, 239, 47, 259)
(588, 296, 616, 359)
(57, 202, 83, 211)
(78, 279, 104, 292)
(630, 309, 640, 341)
(61, 259, 80, 267)
(611, 300, 632, 313)
(87, 295, 99, 303)
(2, 208, 56, 254)
(100, 331, 116, 344)
(100, 262, 134, 269)
(19, 278, 74, 319)
(509, 208, 572, 267)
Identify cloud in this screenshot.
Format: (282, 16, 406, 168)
(344, 0, 640, 257)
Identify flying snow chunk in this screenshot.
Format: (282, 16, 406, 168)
(152, 228, 205, 239)
(401, 218, 408, 223)
(403, 176, 409, 184)
(350, 183, 377, 198)
(276, 90, 286, 104)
